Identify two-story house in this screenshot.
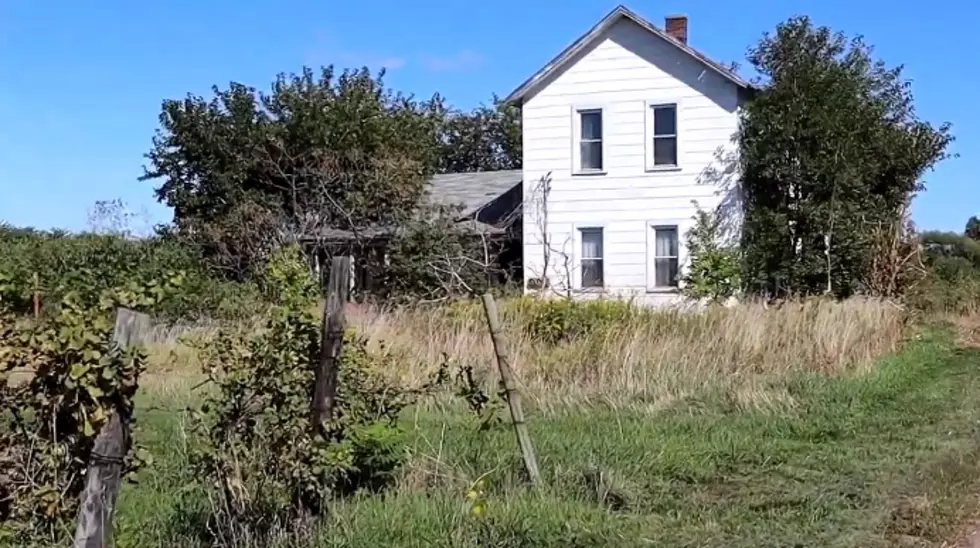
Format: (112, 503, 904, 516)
(500, 5, 753, 305)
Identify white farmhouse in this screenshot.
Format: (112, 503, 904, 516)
(502, 5, 753, 305)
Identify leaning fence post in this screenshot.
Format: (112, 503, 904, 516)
(73, 307, 151, 548)
(480, 293, 540, 484)
(312, 255, 351, 427)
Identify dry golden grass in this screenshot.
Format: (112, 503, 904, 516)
(350, 297, 909, 410)
(142, 297, 909, 411)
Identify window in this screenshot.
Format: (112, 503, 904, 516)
(579, 227, 604, 288)
(651, 104, 678, 167)
(578, 109, 603, 171)
(652, 226, 679, 288)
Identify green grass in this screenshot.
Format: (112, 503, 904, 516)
(115, 330, 980, 547)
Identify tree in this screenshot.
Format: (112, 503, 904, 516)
(436, 94, 521, 173)
(965, 216, 980, 240)
(738, 17, 953, 298)
(142, 66, 445, 278)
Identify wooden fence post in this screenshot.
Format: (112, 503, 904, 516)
(311, 256, 351, 427)
(480, 293, 540, 484)
(73, 307, 151, 548)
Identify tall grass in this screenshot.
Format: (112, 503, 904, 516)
(143, 297, 908, 410)
(347, 297, 908, 410)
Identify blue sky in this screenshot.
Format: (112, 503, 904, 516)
(0, 0, 975, 233)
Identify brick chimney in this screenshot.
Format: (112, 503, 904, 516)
(665, 14, 688, 44)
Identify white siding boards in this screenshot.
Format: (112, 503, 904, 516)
(514, 9, 746, 306)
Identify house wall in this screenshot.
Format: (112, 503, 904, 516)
(521, 18, 743, 306)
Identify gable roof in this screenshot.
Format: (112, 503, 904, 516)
(503, 4, 753, 105)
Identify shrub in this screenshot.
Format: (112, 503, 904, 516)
(515, 297, 641, 344)
(682, 208, 741, 303)
(908, 232, 980, 315)
(0, 292, 150, 545)
(0, 226, 268, 322)
(187, 309, 411, 540)
(258, 243, 318, 310)
(375, 204, 509, 301)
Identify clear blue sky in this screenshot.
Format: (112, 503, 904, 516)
(0, 0, 975, 233)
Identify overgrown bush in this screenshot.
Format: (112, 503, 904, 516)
(375, 204, 509, 302)
(0, 225, 269, 321)
(187, 310, 411, 541)
(506, 297, 641, 345)
(907, 231, 980, 315)
(682, 208, 741, 303)
(0, 289, 155, 544)
(258, 243, 318, 310)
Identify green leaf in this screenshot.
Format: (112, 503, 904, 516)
(70, 363, 90, 380)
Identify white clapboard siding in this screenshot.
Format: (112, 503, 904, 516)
(521, 17, 743, 306)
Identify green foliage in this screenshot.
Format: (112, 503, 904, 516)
(0, 225, 261, 321)
(514, 297, 641, 345)
(739, 17, 953, 298)
(377, 204, 506, 301)
(436, 94, 522, 173)
(920, 230, 980, 270)
(908, 231, 980, 314)
(682, 207, 741, 302)
(188, 310, 411, 539)
(0, 290, 153, 544)
(258, 244, 318, 310)
(143, 66, 446, 278)
(965, 216, 980, 241)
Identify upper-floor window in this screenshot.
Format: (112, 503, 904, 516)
(577, 109, 603, 172)
(649, 103, 678, 168)
(579, 227, 604, 288)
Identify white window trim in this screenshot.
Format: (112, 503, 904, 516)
(572, 223, 607, 291)
(571, 105, 608, 176)
(644, 100, 682, 172)
(645, 219, 687, 292)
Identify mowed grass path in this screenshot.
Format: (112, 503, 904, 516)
(118, 331, 980, 547)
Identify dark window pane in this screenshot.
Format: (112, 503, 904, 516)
(654, 258, 679, 287)
(581, 111, 602, 140)
(653, 136, 677, 166)
(653, 105, 676, 136)
(581, 141, 603, 170)
(655, 227, 678, 256)
(582, 259, 604, 288)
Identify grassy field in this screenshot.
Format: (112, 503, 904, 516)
(112, 299, 980, 547)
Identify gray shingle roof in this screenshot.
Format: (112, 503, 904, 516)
(301, 170, 522, 242)
(427, 170, 522, 217)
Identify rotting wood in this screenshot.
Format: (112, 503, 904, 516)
(73, 307, 150, 548)
(480, 293, 541, 484)
(312, 255, 351, 427)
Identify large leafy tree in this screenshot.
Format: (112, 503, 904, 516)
(142, 66, 445, 278)
(739, 17, 953, 297)
(436, 95, 521, 173)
